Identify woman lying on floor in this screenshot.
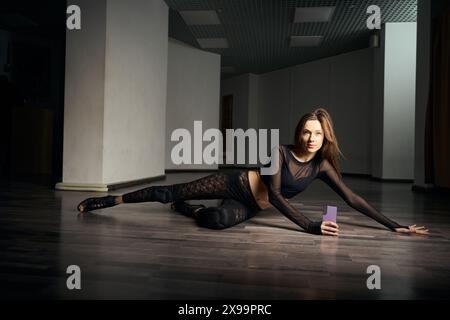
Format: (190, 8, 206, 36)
(77, 108, 428, 237)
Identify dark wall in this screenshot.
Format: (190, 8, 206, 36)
(432, 0, 450, 18)
(0, 0, 66, 186)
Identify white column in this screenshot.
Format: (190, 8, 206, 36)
(57, 0, 168, 191)
(372, 22, 417, 180)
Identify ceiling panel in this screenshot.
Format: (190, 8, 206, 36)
(166, 0, 417, 78)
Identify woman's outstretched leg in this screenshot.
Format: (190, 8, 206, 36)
(172, 199, 259, 230)
(121, 171, 231, 203)
(77, 170, 254, 213)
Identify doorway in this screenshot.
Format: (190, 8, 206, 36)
(220, 94, 233, 164)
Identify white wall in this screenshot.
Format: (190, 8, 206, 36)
(248, 74, 259, 129)
(382, 22, 417, 179)
(258, 68, 292, 145)
(221, 74, 250, 130)
(255, 49, 374, 174)
(62, 0, 107, 185)
(165, 39, 221, 170)
(372, 27, 386, 179)
(59, 0, 168, 190)
(291, 59, 330, 138)
(220, 74, 260, 130)
(220, 73, 261, 167)
(103, 0, 168, 184)
(223, 30, 418, 180)
(329, 50, 374, 174)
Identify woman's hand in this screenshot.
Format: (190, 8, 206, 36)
(395, 224, 429, 235)
(321, 221, 339, 236)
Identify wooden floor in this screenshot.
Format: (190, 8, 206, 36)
(1, 171, 450, 300)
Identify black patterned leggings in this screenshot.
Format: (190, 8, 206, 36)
(121, 170, 262, 229)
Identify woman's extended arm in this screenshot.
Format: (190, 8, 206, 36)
(264, 146, 323, 234)
(318, 159, 408, 231)
(318, 161, 428, 235)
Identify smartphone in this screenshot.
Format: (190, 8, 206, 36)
(322, 205, 337, 223)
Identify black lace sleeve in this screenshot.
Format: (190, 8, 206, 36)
(264, 146, 322, 234)
(318, 159, 407, 231)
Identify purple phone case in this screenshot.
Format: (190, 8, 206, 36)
(322, 205, 337, 223)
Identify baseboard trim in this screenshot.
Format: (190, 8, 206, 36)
(165, 169, 218, 173)
(55, 182, 109, 192)
(55, 169, 418, 192)
(164, 168, 415, 183)
(342, 172, 372, 178)
(369, 176, 414, 183)
(342, 172, 413, 183)
(412, 184, 450, 194)
(108, 175, 166, 190)
(165, 166, 260, 173)
(55, 174, 166, 192)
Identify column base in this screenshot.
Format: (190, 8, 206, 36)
(55, 174, 166, 192)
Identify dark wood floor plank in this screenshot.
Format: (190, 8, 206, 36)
(0, 173, 449, 299)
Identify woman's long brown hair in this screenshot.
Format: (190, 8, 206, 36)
(293, 108, 346, 178)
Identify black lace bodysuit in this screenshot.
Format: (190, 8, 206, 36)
(259, 144, 406, 234)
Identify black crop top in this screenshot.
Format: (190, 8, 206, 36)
(259, 144, 406, 234)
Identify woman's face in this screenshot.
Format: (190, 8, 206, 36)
(301, 120, 324, 154)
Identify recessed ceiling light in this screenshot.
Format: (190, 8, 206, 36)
(290, 36, 324, 47)
(179, 10, 221, 25)
(294, 7, 335, 23)
(197, 38, 229, 49)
